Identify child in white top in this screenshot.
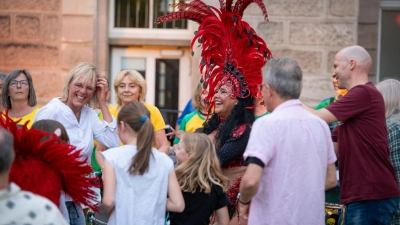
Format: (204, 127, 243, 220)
(102, 101, 184, 225)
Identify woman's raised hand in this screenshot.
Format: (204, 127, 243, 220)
(96, 77, 109, 106)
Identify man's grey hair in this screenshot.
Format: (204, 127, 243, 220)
(262, 57, 303, 99)
(0, 128, 14, 174)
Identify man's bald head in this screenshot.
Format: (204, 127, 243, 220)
(337, 45, 372, 73)
(0, 128, 14, 174)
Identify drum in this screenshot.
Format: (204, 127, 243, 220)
(325, 203, 342, 225)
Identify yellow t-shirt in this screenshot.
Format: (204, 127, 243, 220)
(100, 102, 166, 147)
(2, 108, 39, 129)
(106, 103, 166, 132)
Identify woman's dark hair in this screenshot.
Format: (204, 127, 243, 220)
(2, 69, 37, 109)
(203, 97, 255, 148)
(118, 101, 154, 175)
(31, 119, 70, 143)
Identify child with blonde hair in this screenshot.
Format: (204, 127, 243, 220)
(170, 133, 230, 225)
(102, 101, 184, 225)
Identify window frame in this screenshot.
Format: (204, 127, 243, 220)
(377, 0, 400, 82)
(109, 0, 195, 40)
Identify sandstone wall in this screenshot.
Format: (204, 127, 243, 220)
(0, 0, 105, 106)
(243, 0, 359, 106)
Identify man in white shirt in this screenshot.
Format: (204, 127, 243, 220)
(238, 57, 337, 225)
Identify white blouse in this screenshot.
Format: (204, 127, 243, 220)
(34, 98, 120, 164)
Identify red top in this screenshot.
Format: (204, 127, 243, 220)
(326, 82, 399, 205)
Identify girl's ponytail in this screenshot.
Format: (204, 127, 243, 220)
(118, 102, 155, 175)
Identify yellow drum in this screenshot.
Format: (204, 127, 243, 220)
(325, 203, 342, 225)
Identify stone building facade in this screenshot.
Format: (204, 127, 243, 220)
(0, 0, 397, 117)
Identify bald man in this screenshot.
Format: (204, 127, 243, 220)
(304, 45, 400, 224)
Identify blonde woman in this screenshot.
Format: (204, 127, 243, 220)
(170, 133, 230, 225)
(96, 70, 169, 167)
(2, 70, 38, 128)
(34, 62, 120, 225)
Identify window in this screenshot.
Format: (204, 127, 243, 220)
(114, 0, 188, 29)
(378, 1, 400, 81)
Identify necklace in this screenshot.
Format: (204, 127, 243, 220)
(199, 111, 209, 118)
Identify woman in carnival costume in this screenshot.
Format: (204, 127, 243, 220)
(156, 1, 272, 223)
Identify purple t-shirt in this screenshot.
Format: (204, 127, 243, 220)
(326, 82, 399, 204)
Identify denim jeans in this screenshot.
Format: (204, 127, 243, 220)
(66, 201, 86, 225)
(339, 197, 399, 225)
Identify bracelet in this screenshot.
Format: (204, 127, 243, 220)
(237, 193, 251, 205)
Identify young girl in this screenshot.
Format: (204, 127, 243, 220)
(102, 101, 184, 225)
(170, 133, 230, 225)
(31, 119, 70, 143)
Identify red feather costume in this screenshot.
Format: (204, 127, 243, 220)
(0, 112, 98, 211)
(157, 1, 272, 223)
(156, 0, 272, 107)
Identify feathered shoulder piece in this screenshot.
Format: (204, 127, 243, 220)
(156, 0, 272, 108)
(0, 113, 98, 210)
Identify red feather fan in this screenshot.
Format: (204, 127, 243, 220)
(0, 113, 98, 211)
(155, 0, 272, 108)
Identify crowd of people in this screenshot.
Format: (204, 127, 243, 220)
(1, 0, 400, 225)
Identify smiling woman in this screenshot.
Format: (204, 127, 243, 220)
(96, 69, 170, 163)
(1, 69, 38, 128)
(34, 62, 120, 225)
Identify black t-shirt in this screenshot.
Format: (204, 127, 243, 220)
(169, 185, 230, 225)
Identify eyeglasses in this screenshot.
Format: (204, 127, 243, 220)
(74, 83, 96, 93)
(10, 80, 29, 87)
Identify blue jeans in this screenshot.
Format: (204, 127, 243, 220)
(339, 197, 399, 225)
(66, 201, 86, 225)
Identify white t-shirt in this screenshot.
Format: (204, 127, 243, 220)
(102, 145, 174, 225)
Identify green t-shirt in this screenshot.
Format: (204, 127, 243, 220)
(174, 110, 206, 144)
(90, 112, 102, 172)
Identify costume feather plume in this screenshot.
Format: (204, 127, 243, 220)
(0, 112, 98, 211)
(156, 0, 272, 107)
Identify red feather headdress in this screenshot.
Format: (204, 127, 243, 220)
(156, 0, 272, 108)
(0, 112, 98, 211)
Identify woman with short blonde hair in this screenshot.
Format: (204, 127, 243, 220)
(96, 69, 170, 161)
(34, 62, 120, 225)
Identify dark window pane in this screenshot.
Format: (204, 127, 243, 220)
(115, 0, 149, 28)
(379, 10, 400, 81)
(155, 59, 179, 127)
(153, 0, 188, 29)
